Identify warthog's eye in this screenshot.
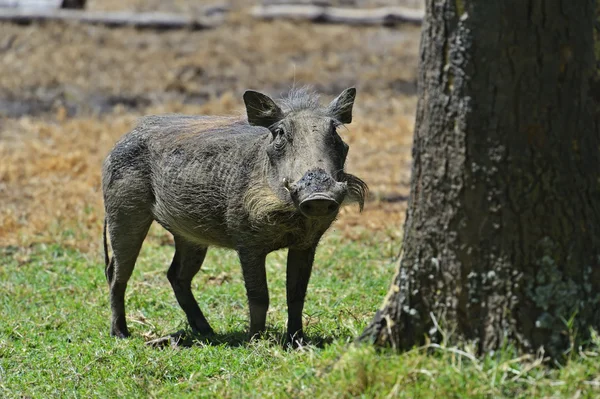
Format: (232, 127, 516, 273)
(273, 127, 286, 150)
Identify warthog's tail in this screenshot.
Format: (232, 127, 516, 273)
(103, 217, 110, 268)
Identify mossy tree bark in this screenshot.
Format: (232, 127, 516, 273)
(360, 0, 600, 358)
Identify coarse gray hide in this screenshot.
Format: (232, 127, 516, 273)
(102, 87, 367, 346)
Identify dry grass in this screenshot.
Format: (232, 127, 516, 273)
(0, 19, 420, 102)
(0, 98, 414, 250)
(0, 10, 420, 251)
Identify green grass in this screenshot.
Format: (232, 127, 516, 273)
(1, 233, 599, 398)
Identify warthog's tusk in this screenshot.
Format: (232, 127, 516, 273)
(283, 178, 292, 193)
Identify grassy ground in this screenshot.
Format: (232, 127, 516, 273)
(1, 235, 599, 398)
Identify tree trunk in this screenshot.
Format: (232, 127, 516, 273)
(360, 0, 600, 358)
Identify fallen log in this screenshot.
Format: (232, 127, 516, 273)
(261, 0, 332, 5)
(0, 7, 227, 29)
(60, 0, 85, 9)
(251, 4, 424, 26)
(0, 4, 422, 30)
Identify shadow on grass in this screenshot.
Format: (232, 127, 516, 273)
(145, 328, 342, 350)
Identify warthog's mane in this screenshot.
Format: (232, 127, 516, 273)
(278, 86, 322, 114)
(276, 86, 354, 125)
(145, 115, 249, 148)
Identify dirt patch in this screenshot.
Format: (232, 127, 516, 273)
(0, 4, 420, 251)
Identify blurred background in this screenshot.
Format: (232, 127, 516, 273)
(0, 0, 422, 251)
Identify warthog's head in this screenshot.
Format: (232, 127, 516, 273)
(244, 87, 367, 219)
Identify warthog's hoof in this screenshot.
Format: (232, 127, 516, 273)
(110, 328, 130, 339)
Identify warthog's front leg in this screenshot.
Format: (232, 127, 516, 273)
(286, 246, 316, 347)
(238, 249, 269, 339)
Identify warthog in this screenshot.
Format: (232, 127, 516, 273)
(102, 87, 367, 345)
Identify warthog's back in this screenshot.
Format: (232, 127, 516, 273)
(103, 114, 270, 248)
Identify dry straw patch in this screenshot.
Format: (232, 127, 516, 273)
(0, 94, 414, 251)
(0, 20, 420, 104)
(0, 114, 132, 249)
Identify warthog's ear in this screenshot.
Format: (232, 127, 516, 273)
(244, 90, 284, 128)
(327, 87, 356, 124)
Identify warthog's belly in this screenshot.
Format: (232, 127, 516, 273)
(151, 197, 234, 248)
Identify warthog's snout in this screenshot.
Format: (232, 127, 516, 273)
(299, 194, 340, 217)
(284, 168, 347, 218)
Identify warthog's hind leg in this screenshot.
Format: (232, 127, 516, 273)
(105, 213, 152, 338)
(167, 238, 214, 335)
